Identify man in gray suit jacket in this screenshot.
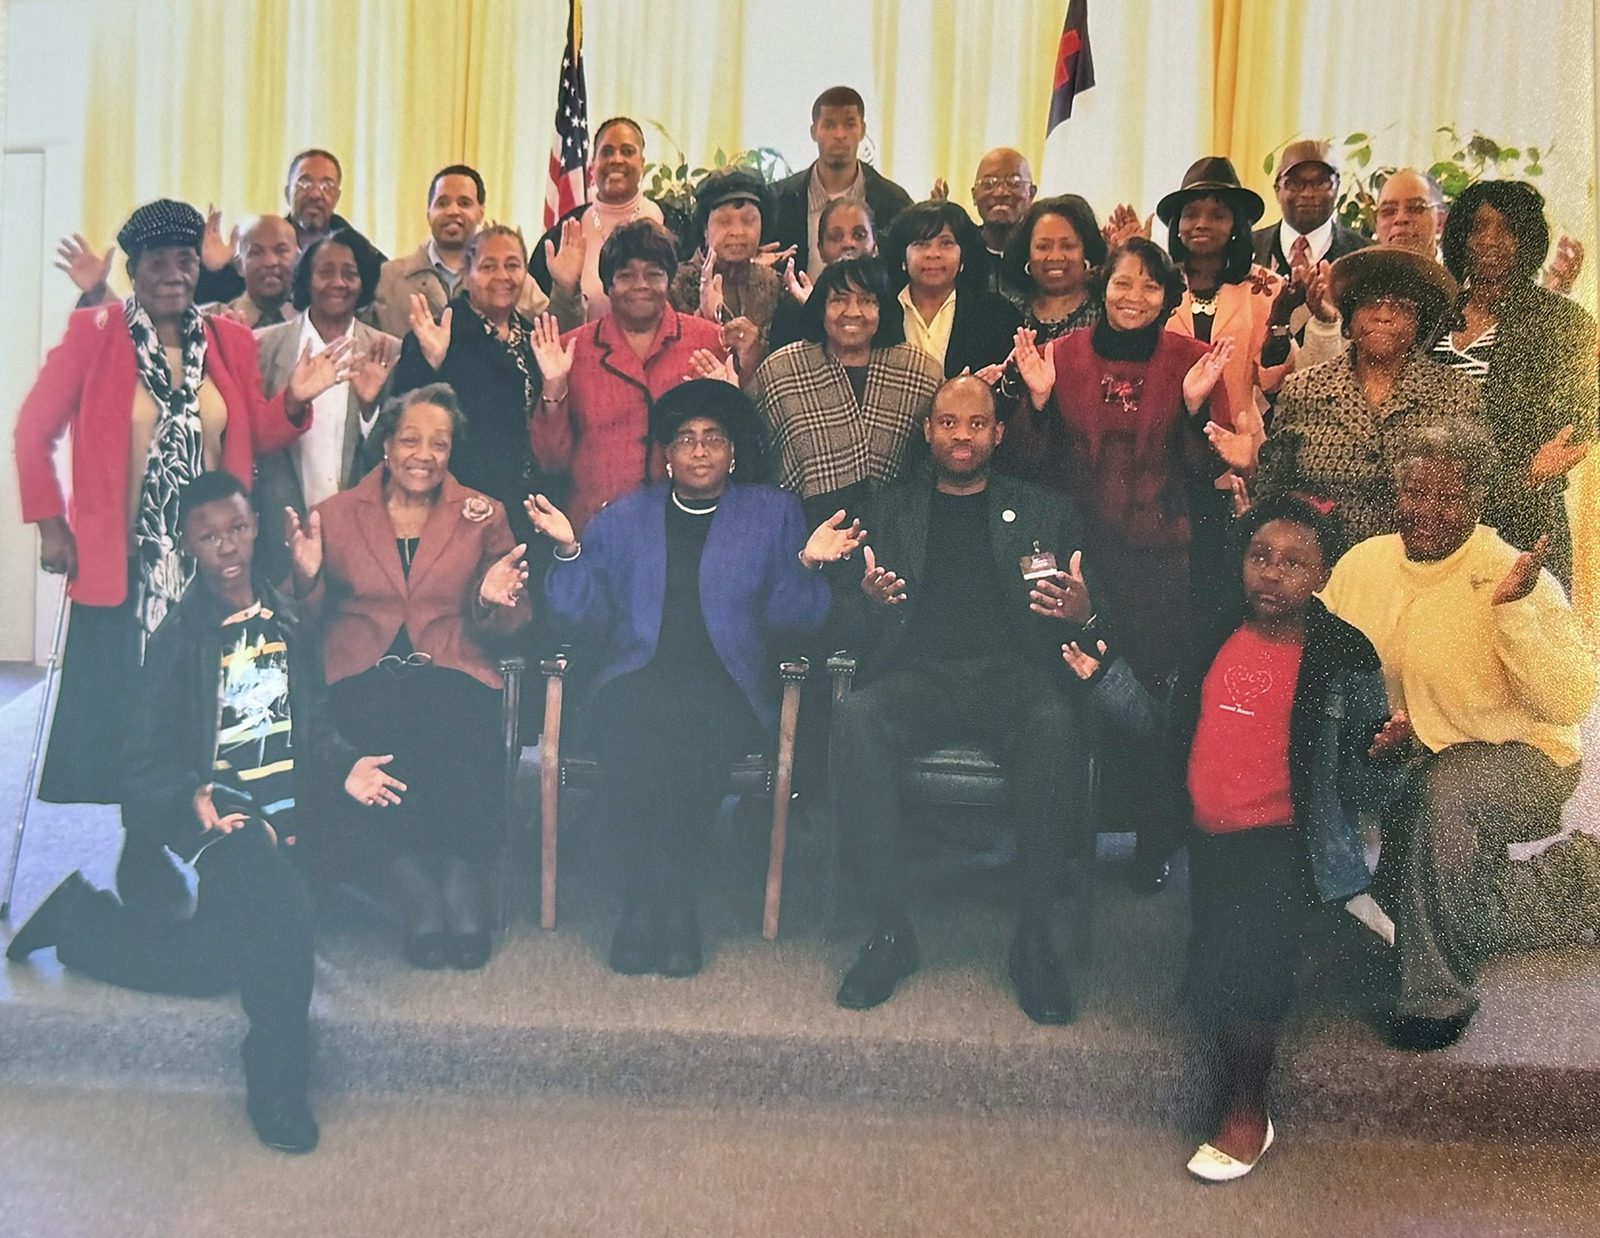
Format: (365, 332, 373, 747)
(828, 377, 1097, 1026)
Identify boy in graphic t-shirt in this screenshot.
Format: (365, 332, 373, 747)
(1063, 494, 1411, 1183)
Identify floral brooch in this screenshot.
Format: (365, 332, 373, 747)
(462, 495, 494, 523)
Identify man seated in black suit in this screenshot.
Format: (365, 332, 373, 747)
(6, 473, 390, 1154)
(769, 86, 913, 283)
(829, 376, 1095, 1024)
(1251, 138, 1370, 278)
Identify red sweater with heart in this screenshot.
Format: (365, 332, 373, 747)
(1187, 625, 1302, 833)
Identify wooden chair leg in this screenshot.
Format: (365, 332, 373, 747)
(495, 657, 525, 935)
(539, 654, 568, 930)
(763, 659, 809, 940)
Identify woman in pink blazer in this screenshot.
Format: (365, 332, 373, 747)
(12, 200, 343, 806)
(1157, 158, 1300, 455)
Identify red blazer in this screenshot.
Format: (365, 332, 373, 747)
(528, 305, 725, 532)
(306, 466, 531, 690)
(13, 306, 305, 606)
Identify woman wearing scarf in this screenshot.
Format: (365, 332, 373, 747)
(393, 225, 551, 547)
(13, 199, 348, 810)
(1009, 237, 1242, 890)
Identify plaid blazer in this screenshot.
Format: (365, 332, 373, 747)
(750, 341, 943, 501)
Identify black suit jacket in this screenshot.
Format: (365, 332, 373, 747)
(833, 473, 1094, 684)
(768, 161, 914, 277)
(941, 287, 1024, 378)
(1251, 219, 1370, 275)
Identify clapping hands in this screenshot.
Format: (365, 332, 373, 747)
(802, 510, 866, 568)
(478, 544, 530, 608)
(525, 494, 578, 557)
(1029, 550, 1092, 624)
(408, 294, 453, 370)
(860, 545, 907, 606)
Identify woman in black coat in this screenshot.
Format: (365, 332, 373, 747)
(1431, 179, 1597, 584)
(392, 225, 553, 546)
(886, 200, 1022, 379)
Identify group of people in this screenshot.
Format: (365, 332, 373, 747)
(8, 85, 1598, 1180)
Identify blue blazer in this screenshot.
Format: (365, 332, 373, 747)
(544, 483, 832, 731)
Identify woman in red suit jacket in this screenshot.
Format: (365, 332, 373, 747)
(12, 200, 345, 807)
(286, 383, 531, 970)
(527, 219, 726, 533)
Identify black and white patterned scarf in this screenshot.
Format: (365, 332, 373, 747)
(125, 296, 208, 640)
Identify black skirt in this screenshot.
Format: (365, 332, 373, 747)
(1184, 825, 1320, 1024)
(315, 663, 504, 873)
(38, 584, 143, 805)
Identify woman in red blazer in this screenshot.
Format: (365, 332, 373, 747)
(286, 383, 531, 970)
(527, 219, 727, 533)
(12, 200, 345, 806)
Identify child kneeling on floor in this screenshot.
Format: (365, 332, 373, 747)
(1063, 494, 1411, 1182)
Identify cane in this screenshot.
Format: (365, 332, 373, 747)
(1, 580, 69, 920)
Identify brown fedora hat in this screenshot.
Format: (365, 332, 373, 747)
(1156, 156, 1266, 226)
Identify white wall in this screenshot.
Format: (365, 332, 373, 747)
(1, 0, 98, 663)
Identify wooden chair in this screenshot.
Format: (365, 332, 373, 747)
(825, 653, 1100, 953)
(536, 653, 810, 939)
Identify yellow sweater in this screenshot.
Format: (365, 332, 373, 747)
(1321, 525, 1596, 767)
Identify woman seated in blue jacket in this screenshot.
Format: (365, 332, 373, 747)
(1062, 494, 1411, 1183)
(526, 380, 865, 977)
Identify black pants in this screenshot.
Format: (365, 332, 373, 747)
(830, 653, 1088, 921)
(325, 665, 503, 871)
(55, 824, 315, 1105)
(589, 664, 761, 902)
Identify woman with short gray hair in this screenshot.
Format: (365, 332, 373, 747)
(1322, 419, 1599, 1051)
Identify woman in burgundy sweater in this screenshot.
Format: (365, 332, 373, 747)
(1009, 237, 1248, 886)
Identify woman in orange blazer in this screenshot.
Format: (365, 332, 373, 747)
(287, 383, 531, 970)
(1157, 158, 1300, 455)
(12, 200, 345, 808)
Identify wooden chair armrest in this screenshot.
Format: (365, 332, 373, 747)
(826, 651, 857, 701)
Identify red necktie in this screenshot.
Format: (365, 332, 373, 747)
(1290, 235, 1310, 270)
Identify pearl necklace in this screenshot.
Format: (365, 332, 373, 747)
(671, 490, 718, 515)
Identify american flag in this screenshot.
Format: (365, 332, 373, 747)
(544, 0, 589, 229)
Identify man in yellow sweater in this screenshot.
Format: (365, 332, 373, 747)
(1322, 420, 1599, 1051)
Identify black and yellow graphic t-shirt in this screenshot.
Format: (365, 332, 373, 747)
(213, 601, 295, 820)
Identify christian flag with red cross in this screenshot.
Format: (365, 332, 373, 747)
(1047, 0, 1096, 136)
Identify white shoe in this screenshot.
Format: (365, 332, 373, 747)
(1186, 1117, 1274, 1183)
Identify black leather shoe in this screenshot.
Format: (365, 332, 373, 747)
(7, 871, 89, 963)
(1008, 927, 1076, 1025)
(1384, 1012, 1472, 1052)
(836, 926, 920, 1010)
(448, 930, 492, 971)
(403, 931, 451, 970)
(609, 899, 657, 975)
(657, 898, 703, 979)
(248, 1097, 320, 1154)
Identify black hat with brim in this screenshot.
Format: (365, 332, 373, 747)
(650, 378, 762, 460)
(116, 199, 205, 258)
(1155, 156, 1266, 227)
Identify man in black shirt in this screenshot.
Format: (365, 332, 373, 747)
(829, 377, 1096, 1023)
(7, 473, 389, 1153)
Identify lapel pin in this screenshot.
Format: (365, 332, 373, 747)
(1002, 509, 1016, 522)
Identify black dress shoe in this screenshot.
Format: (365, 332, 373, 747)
(1385, 1012, 1473, 1052)
(448, 929, 492, 971)
(609, 899, 658, 975)
(403, 931, 451, 970)
(836, 926, 920, 1010)
(247, 1097, 320, 1154)
(1008, 927, 1076, 1025)
(6, 871, 89, 963)
(657, 898, 703, 979)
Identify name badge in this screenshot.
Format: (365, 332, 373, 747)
(1020, 540, 1059, 581)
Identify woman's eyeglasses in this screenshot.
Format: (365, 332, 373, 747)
(669, 431, 731, 451)
(378, 651, 433, 675)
